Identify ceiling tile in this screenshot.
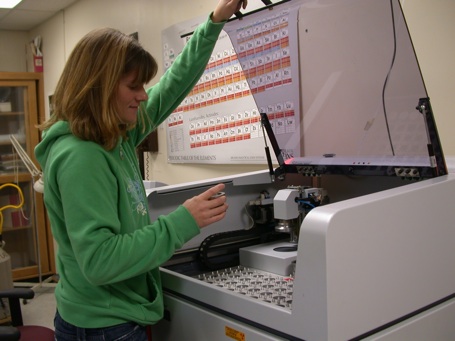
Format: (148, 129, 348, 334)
(0, 0, 78, 31)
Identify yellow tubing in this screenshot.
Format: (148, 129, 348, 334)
(0, 183, 25, 235)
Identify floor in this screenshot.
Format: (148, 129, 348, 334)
(19, 283, 56, 330)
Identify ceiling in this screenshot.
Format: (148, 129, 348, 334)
(0, 0, 79, 31)
(0, 0, 279, 31)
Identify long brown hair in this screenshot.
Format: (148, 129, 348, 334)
(39, 28, 158, 150)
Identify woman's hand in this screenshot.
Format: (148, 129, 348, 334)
(183, 183, 228, 228)
(212, 0, 248, 23)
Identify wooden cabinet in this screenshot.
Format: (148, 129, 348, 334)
(0, 72, 55, 281)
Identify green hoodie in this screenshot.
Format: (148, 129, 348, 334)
(35, 16, 224, 328)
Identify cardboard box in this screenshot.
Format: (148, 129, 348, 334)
(0, 102, 12, 112)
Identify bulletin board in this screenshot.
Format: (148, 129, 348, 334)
(162, 4, 302, 164)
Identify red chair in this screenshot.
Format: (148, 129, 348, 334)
(0, 288, 54, 341)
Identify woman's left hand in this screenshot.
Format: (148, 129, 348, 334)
(212, 0, 248, 23)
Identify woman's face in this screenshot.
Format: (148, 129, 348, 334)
(116, 71, 148, 124)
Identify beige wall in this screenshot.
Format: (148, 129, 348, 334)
(401, 0, 455, 164)
(1, 0, 454, 185)
(0, 30, 28, 72)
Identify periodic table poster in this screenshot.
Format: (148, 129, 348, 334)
(162, 5, 301, 164)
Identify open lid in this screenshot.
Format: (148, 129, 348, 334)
(224, 0, 446, 179)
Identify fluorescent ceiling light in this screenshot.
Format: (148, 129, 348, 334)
(0, 0, 22, 9)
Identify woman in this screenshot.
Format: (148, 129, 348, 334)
(35, 1, 248, 340)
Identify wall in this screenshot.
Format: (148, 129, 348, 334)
(0, 30, 28, 72)
(400, 0, 455, 164)
(2, 0, 454, 185)
(28, 0, 267, 185)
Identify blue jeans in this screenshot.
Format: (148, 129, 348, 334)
(54, 311, 149, 341)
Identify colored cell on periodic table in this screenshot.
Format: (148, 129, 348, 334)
(282, 68, 292, 84)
